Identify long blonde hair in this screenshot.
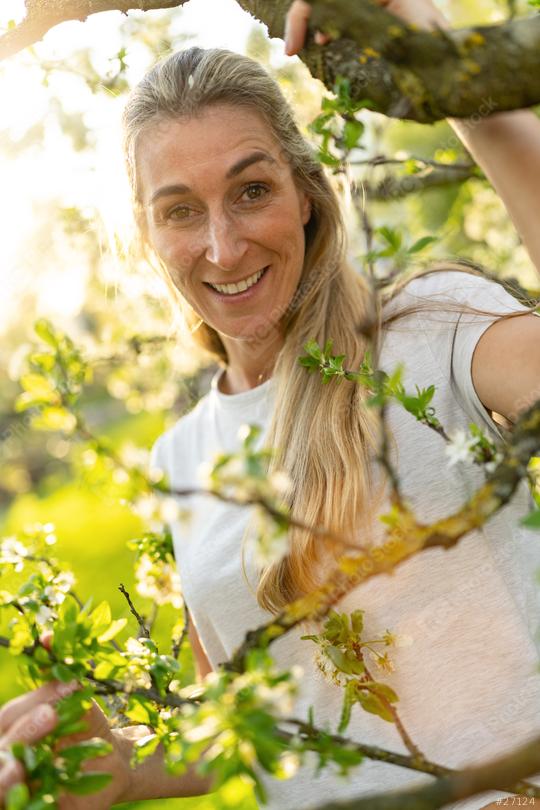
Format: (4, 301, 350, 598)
(121, 48, 532, 613)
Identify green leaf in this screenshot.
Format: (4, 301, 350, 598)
(31, 407, 77, 432)
(317, 148, 341, 168)
(90, 600, 112, 632)
(350, 610, 364, 635)
(125, 695, 158, 726)
(63, 772, 113, 796)
(342, 119, 364, 150)
(356, 688, 395, 723)
(377, 226, 402, 252)
(52, 662, 76, 682)
(6, 783, 30, 810)
(34, 318, 59, 347)
(326, 645, 357, 675)
(20, 373, 56, 400)
(60, 739, 112, 766)
(521, 509, 540, 529)
(338, 682, 356, 733)
(368, 681, 399, 704)
(98, 617, 127, 643)
(133, 734, 160, 763)
(407, 235, 437, 255)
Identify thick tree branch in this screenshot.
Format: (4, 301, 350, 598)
(4, 0, 540, 125)
(359, 163, 479, 201)
(0, 0, 187, 61)
(313, 735, 540, 809)
(239, 0, 540, 122)
(288, 721, 537, 800)
(226, 398, 540, 672)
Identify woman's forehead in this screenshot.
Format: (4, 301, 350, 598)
(136, 106, 288, 198)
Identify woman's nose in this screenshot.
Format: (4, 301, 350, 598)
(204, 213, 248, 271)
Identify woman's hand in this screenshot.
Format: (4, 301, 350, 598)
(284, 0, 449, 55)
(0, 681, 132, 809)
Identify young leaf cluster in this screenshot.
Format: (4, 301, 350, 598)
(365, 226, 438, 271)
(309, 77, 369, 168)
(15, 319, 90, 434)
(302, 610, 399, 734)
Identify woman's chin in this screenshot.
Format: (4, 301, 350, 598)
(215, 315, 283, 347)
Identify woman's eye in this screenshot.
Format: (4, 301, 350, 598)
(167, 205, 193, 221)
(241, 183, 269, 202)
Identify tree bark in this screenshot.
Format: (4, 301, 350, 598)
(2, 0, 540, 124)
(239, 0, 540, 122)
(314, 734, 540, 809)
(0, 0, 187, 60)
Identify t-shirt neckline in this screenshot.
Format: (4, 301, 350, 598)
(210, 368, 273, 412)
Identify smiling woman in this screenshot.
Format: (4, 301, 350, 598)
(2, 12, 540, 810)
(136, 105, 311, 394)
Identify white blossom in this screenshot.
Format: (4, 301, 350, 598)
(278, 752, 300, 779)
(135, 553, 183, 609)
(159, 497, 181, 524)
(269, 471, 292, 496)
(44, 586, 66, 606)
(53, 571, 76, 592)
(35, 605, 55, 626)
(445, 429, 477, 466)
(250, 519, 289, 569)
(126, 637, 148, 657)
(132, 494, 160, 520)
(120, 443, 150, 470)
(0, 537, 29, 569)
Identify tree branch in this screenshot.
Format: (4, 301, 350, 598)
(4, 0, 540, 126)
(119, 582, 150, 639)
(313, 735, 540, 809)
(239, 0, 540, 122)
(226, 398, 540, 672)
(0, 0, 187, 61)
(284, 719, 540, 803)
(359, 163, 479, 201)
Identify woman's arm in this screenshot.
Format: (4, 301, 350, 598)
(285, 0, 540, 280)
(450, 110, 540, 279)
(0, 622, 215, 806)
(0, 682, 212, 807)
(471, 312, 540, 425)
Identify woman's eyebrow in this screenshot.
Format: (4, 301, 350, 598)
(148, 151, 276, 207)
(225, 150, 276, 178)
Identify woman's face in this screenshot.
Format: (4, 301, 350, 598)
(137, 104, 311, 346)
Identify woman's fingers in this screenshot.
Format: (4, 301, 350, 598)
(0, 703, 57, 748)
(284, 0, 312, 55)
(0, 754, 25, 801)
(284, 0, 450, 56)
(0, 703, 58, 803)
(0, 680, 77, 736)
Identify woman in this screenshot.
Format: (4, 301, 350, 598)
(1, 1, 540, 808)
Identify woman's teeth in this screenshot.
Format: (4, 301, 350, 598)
(208, 266, 267, 295)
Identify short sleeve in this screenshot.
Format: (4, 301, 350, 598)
(387, 270, 532, 436)
(448, 274, 531, 431)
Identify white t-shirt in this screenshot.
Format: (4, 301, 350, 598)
(151, 271, 540, 809)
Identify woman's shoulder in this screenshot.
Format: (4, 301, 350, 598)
(382, 266, 529, 321)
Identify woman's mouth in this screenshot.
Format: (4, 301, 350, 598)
(204, 265, 270, 301)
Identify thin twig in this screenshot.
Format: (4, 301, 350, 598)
(362, 660, 421, 758)
(172, 606, 190, 659)
(350, 154, 476, 172)
(119, 583, 150, 639)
